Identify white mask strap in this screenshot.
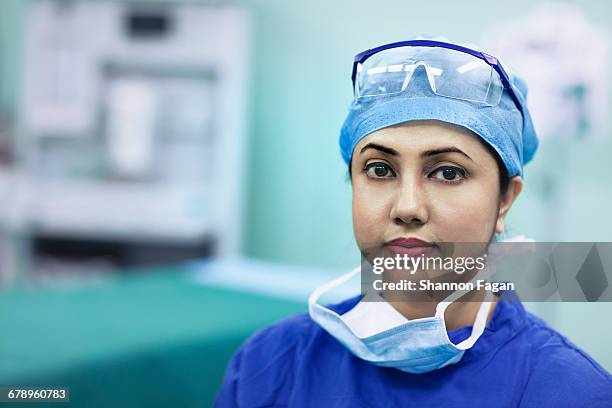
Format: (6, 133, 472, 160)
(432, 266, 496, 349)
(434, 289, 494, 350)
(308, 265, 361, 307)
(455, 290, 494, 349)
(435, 265, 491, 316)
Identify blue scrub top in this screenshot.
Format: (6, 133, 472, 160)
(214, 292, 612, 407)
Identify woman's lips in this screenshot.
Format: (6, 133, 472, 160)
(385, 238, 438, 256)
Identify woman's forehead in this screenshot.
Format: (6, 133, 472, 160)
(354, 120, 485, 156)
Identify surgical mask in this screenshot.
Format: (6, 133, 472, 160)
(308, 266, 494, 374)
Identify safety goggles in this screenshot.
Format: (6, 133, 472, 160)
(351, 40, 521, 108)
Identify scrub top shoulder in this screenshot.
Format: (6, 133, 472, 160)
(214, 293, 612, 408)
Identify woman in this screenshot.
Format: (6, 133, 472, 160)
(214, 39, 612, 407)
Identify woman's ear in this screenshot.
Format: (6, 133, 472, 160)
(495, 176, 523, 234)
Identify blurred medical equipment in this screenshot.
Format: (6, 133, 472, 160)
(485, 2, 610, 140)
(0, 0, 250, 282)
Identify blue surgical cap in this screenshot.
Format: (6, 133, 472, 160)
(339, 58, 538, 178)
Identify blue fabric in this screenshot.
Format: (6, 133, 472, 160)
(214, 292, 612, 407)
(339, 59, 539, 178)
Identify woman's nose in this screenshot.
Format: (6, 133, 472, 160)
(390, 177, 430, 226)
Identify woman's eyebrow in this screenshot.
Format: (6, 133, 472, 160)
(359, 144, 474, 162)
(359, 143, 398, 156)
(421, 147, 473, 162)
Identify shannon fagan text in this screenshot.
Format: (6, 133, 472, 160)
(372, 279, 513, 293)
(372, 254, 487, 275)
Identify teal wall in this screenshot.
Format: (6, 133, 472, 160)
(2, 0, 612, 370)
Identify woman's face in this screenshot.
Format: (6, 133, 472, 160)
(351, 120, 521, 258)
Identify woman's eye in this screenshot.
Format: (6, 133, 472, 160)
(364, 162, 396, 178)
(430, 166, 466, 182)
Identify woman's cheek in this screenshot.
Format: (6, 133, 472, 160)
(430, 187, 497, 242)
(352, 188, 388, 248)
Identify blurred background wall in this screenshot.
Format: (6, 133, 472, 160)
(0, 0, 611, 401)
(2, 0, 612, 269)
